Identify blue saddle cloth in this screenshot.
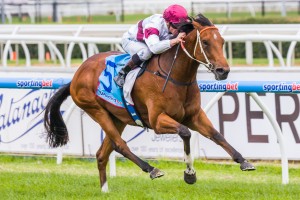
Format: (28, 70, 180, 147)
(96, 53, 130, 108)
(96, 53, 144, 127)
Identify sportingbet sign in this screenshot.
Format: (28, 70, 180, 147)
(0, 70, 299, 160)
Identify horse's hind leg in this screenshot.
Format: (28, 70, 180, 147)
(96, 118, 126, 193)
(187, 109, 255, 171)
(85, 107, 162, 191)
(154, 113, 196, 184)
(109, 139, 164, 180)
(96, 136, 113, 193)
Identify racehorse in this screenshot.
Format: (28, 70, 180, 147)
(44, 14, 255, 192)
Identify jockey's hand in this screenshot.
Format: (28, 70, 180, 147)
(177, 32, 186, 42)
(170, 32, 186, 47)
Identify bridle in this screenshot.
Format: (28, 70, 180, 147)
(147, 26, 220, 92)
(180, 26, 218, 72)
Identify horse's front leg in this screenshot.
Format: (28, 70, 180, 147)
(155, 113, 197, 184)
(187, 109, 256, 171)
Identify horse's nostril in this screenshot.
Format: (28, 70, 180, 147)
(216, 68, 225, 75)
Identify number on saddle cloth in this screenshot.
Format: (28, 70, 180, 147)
(96, 53, 130, 108)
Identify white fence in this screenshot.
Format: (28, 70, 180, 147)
(1, 0, 299, 23)
(0, 24, 299, 68)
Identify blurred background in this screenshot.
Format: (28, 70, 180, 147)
(1, 0, 300, 24)
(0, 0, 299, 68)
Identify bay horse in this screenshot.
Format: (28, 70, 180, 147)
(44, 14, 255, 192)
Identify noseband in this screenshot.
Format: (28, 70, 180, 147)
(180, 26, 218, 72)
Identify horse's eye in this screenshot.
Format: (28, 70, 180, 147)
(202, 40, 209, 47)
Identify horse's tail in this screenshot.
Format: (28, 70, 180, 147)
(44, 82, 71, 148)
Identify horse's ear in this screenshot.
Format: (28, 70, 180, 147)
(194, 13, 214, 26)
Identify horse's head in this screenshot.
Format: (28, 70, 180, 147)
(178, 14, 230, 80)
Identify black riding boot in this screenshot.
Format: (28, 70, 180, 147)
(114, 54, 142, 87)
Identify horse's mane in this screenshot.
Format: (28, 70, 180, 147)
(178, 13, 214, 35)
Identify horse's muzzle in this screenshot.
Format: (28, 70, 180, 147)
(214, 68, 230, 80)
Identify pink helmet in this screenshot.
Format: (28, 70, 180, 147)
(163, 4, 188, 24)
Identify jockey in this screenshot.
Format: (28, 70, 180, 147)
(114, 4, 189, 87)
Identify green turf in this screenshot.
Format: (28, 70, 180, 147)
(0, 155, 299, 199)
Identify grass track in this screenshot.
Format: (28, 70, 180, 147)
(0, 155, 299, 199)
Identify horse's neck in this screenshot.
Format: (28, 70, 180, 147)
(159, 39, 199, 83)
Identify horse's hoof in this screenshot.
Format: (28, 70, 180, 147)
(184, 171, 197, 184)
(150, 168, 164, 179)
(240, 160, 256, 171)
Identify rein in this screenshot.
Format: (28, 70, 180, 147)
(161, 44, 180, 92)
(147, 45, 197, 91)
(180, 26, 218, 72)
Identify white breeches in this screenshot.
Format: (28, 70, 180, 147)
(122, 37, 153, 61)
